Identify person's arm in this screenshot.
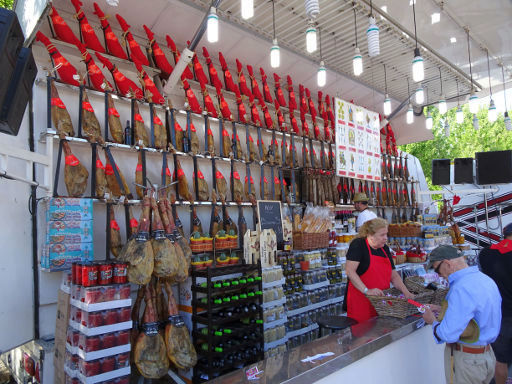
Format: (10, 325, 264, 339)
(390, 270, 414, 299)
(346, 260, 384, 296)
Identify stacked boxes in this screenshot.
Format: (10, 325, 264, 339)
(41, 198, 94, 271)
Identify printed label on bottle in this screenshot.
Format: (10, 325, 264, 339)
(88, 270, 97, 282)
(82, 101, 94, 113)
(100, 269, 112, 280)
(65, 155, 80, 166)
(51, 97, 66, 109)
(108, 108, 120, 117)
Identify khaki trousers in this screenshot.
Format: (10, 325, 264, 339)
(444, 345, 496, 384)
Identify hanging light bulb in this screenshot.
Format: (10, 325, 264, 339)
(207, 7, 219, 43)
(353, 47, 363, 76)
(456, 106, 464, 124)
(468, 92, 478, 114)
(305, 0, 320, 20)
(415, 86, 424, 104)
(383, 95, 391, 116)
(367, 16, 380, 57)
(412, 48, 424, 82)
(501, 64, 511, 131)
(438, 98, 447, 115)
(306, 22, 317, 53)
(406, 104, 414, 124)
(241, 0, 254, 19)
(473, 114, 479, 130)
(444, 119, 450, 137)
(270, 1, 280, 68)
(411, 2, 424, 82)
(425, 111, 433, 130)
(352, 7, 363, 77)
(317, 61, 326, 87)
(505, 112, 512, 131)
(488, 99, 497, 123)
(270, 39, 280, 68)
(207, 8, 219, 43)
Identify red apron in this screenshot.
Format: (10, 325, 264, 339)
(347, 239, 392, 323)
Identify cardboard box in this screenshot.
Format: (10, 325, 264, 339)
(244, 230, 260, 264)
(46, 220, 94, 242)
(46, 198, 93, 221)
(260, 229, 277, 268)
(41, 242, 94, 270)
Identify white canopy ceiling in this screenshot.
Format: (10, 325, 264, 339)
(49, 0, 511, 144)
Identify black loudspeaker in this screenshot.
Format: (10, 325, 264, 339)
(454, 158, 474, 184)
(432, 159, 451, 185)
(0, 47, 37, 136)
(476, 150, 512, 185)
(0, 9, 24, 109)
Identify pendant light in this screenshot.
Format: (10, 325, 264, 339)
(306, 21, 317, 53)
(501, 64, 512, 131)
(367, 0, 379, 57)
(317, 28, 326, 87)
(438, 67, 447, 115)
(444, 119, 450, 137)
(425, 88, 432, 129)
(352, 5, 363, 76)
(406, 79, 414, 124)
(486, 49, 497, 123)
(305, 0, 320, 20)
(411, 1, 424, 82)
(455, 79, 464, 124)
(207, 7, 219, 43)
(383, 64, 391, 116)
(473, 114, 479, 130)
(241, 0, 254, 20)
(270, 1, 280, 68)
(415, 85, 424, 104)
(466, 29, 478, 114)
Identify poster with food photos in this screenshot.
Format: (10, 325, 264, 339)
(335, 97, 381, 181)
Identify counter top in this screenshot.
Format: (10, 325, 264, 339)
(209, 316, 425, 384)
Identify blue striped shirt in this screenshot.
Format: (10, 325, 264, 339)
(432, 266, 502, 345)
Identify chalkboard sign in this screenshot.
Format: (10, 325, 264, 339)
(257, 200, 284, 249)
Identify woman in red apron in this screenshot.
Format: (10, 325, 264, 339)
(345, 218, 414, 323)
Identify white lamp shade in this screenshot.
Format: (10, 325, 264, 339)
(367, 17, 380, 57)
(426, 112, 433, 129)
(406, 104, 414, 124)
(438, 99, 447, 115)
(207, 9, 219, 43)
(353, 47, 363, 76)
(415, 87, 424, 104)
(468, 93, 479, 114)
(270, 39, 280, 68)
(317, 62, 326, 87)
(456, 106, 464, 124)
(488, 99, 497, 123)
(306, 26, 317, 53)
(383, 96, 391, 116)
(412, 52, 424, 82)
(241, 0, 254, 19)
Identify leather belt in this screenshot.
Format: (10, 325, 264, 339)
(450, 343, 491, 354)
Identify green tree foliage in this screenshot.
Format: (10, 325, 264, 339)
(0, 0, 13, 9)
(400, 105, 511, 191)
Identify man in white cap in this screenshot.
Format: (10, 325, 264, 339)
(353, 192, 377, 231)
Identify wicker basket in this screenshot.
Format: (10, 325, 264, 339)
(367, 288, 433, 318)
(293, 232, 329, 250)
(404, 276, 428, 293)
(431, 288, 448, 306)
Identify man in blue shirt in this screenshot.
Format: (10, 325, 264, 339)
(422, 245, 502, 384)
